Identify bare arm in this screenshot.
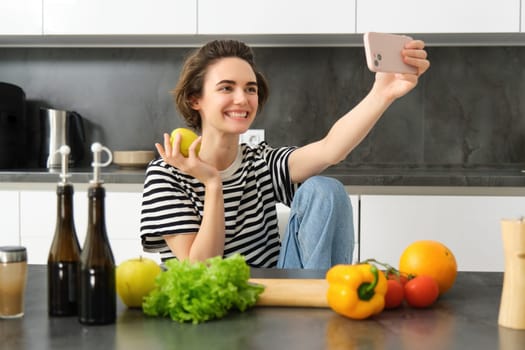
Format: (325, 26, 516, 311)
(157, 133, 226, 262)
(288, 40, 430, 183)
(163, 178, 225, 262)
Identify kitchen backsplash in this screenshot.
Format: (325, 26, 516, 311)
(1, 45, 524, 170)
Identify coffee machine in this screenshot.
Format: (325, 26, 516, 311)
(0, 82, 26, 169)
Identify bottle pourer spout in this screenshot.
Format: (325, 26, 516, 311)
(90, 142, 113, 184)
(57, 145, 71, 184)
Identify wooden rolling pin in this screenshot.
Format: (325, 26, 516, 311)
(250, 278, 329, 308)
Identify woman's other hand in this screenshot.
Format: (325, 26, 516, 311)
(155, 133, 220, 186)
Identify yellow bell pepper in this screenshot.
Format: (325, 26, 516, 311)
(326, 263, 387, 320)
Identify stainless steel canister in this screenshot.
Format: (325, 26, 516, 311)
(0, 246, 28, 318)
(40, 108, 85, 169)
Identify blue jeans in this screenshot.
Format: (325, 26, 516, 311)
(277, 176, 354, 269)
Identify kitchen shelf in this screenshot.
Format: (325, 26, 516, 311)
(1, 33, 525, 48)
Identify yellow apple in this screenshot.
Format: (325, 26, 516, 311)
(169, 128, 200, 157)
(116, 256, 162, 308)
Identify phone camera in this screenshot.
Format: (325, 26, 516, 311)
(373, 53, 382, 68)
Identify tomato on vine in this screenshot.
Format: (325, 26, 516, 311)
(361, 258, 440, 310)
(384, 279, 404, 309)
(404, 275, 439, 308)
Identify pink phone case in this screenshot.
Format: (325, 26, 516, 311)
(363, 32, 417, 74)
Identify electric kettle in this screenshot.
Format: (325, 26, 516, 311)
(40, 108, 86, 169)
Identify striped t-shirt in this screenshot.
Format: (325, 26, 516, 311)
(140, 142, 297, 267)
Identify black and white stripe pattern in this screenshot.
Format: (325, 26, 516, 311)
(140, 142, 297, 267)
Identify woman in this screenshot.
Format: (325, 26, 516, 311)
(140, 39, 430, 269)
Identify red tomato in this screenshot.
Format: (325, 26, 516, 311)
(404, 275, 439, 308)
(385, 279, 404, 309)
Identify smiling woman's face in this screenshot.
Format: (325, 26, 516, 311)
(194, 57, 259, 136)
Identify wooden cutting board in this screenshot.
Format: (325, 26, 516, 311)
(250, 278, 329, 308)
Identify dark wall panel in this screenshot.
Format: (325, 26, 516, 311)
(0, 45, 523, 169)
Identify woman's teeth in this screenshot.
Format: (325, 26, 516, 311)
(226, 111, 248, 118)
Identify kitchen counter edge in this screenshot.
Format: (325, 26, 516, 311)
(2, 168, 525, 196)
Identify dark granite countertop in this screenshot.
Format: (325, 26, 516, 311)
(3, 265, 524, 350)
(0, 166, 147, 184)
(1, 166, 525, 187)
(325, 166, 525, 187)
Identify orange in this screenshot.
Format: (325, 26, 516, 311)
(399, 240, 457, 295)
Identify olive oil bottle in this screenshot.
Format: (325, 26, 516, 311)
(78, 143, 116, 325)
(48, 145, 81, 316)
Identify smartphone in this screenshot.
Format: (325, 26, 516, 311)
(363, 32, 417, 74)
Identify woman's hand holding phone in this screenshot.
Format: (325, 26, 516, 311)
(363, 32, 419, 74)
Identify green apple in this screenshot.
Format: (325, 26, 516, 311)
(170, 128, 200, 157)
(116, 256, 162, 308)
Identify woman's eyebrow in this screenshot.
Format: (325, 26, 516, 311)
(216, 79, 235, 85)
(216, 80, 257, 86)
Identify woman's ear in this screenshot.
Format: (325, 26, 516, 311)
(189, 97, 200, 110)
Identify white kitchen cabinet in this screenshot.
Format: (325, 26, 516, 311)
(43, 0, 197, 35)
(359, 195, 525, 272)
(356, 0, 520, 34)
(198, 0, 356, 34)
(350, 195, 361, 263)
(20, 190, 86, 264)
(522, 0, 525, 32)
(0, 1, 42, 35)
(104, 191, 160, 263)
(19, 189, 154, 265)
(0, 191, 20, 245)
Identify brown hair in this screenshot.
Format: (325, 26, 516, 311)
(173, 40, 269, 131)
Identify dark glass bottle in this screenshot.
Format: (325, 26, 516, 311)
(78, 184, 116, 325)
(48, 183, 81, 316)
(48, 144, 82, 317)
